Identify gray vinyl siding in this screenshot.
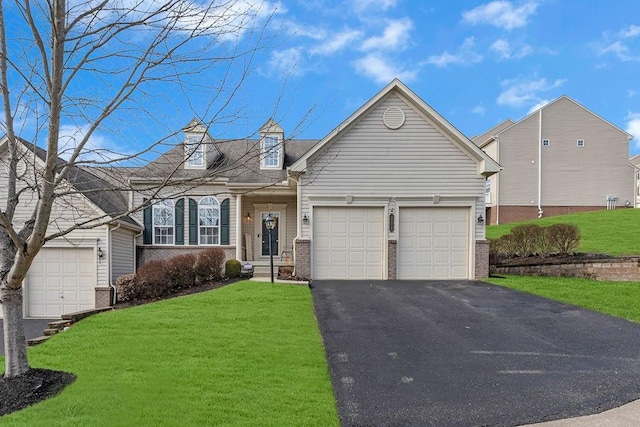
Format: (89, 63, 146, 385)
(111, 227, 136, 283)
(300, 93, 485, 239)
(498, 98, 634, 207)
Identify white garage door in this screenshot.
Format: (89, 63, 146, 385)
(27, 248, 96, 318)
(313, 207, 384, 279)
(398, 207, 470, 279)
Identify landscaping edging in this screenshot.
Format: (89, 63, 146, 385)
(492, 257, 640, 281)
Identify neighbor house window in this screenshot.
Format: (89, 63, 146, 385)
(577, 139, 585, 147)
(199, 196, 220, 245)
(542, 139, 550, 147)
(153, 200, 174, 245)
(261, 135, 280, 168)
(185, 135, 204, 167)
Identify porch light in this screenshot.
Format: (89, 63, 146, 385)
(245, 212, 252, 221)
(265, 214, 276, 283)
(477, 215, 484, 225)
(302, 213, 309, 224)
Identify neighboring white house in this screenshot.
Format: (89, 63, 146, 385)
(0, 79, 500, 318)
(631, 154, 640, 208)
(473, 96, 635, 224)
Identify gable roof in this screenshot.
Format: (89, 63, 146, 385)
(289, 79, 501, 176)
(471, 119, 515, 147)
(477, 95, 634, 148)
(1, 136, 139, 227)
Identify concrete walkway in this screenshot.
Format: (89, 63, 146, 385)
(527, 399, 640, 426)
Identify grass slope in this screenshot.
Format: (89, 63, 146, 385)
(1, 281, 339, 426)
(486, 208, 640, 256)
(487, 275, 640, 323)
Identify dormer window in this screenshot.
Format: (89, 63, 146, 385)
(262, 134, 281, 168)
(185, 134, 205, 168)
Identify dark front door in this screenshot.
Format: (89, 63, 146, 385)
(261, 213, 279, 256)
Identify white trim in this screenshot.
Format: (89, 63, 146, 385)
(197, 196, 221, 246)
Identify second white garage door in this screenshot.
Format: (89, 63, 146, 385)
(398, 207, 470, 279)
(313, 207, 384, 279)
(27, 248, 96, 318)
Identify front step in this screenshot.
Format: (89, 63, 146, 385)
(27, 336, 50, 346)
(28, 307, 114, 347)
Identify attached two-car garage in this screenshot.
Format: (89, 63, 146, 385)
(312, 206, 470, 280)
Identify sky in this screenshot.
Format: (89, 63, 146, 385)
(5, 0, 640, 158)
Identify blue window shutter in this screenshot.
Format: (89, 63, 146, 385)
(143, 199, 152, 245)
(220, 198, 230, 245)
(189, 198, 198, 245)
(175, 199, 184, 245)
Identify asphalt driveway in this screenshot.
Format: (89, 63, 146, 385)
(0, 319, 54, 356)
(312, 280, 640, 427)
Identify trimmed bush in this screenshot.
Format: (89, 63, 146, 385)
(133, 260, 170, 299)
(165, 253, 197, 291)
(194, 248, 226, 282)
(225, 259, 242, 278)
(547, 223, 581, 254)
(115, 274, 137, 302)
(510, 224, 545, 257)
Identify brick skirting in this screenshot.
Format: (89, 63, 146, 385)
(475, 240, 490, 279)
(490, 205, 614, 225)
(492, 258, 640, 281)
(293, 239, 310, 280)
(137, 246, 236, 267)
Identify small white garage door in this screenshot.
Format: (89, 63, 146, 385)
(398, 207, 470, 279)
(27, 248, 96, 318)
(313, 207, 384, 279)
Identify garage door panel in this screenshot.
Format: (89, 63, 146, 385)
(27, 248, 96, 318)
(313, 207, 383, 280)
(399, 207, 469, 279)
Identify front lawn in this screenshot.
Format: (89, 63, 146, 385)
(487, 275, 640, 323)
(1, 281, 339, 426)
(486, 208, 640, 256)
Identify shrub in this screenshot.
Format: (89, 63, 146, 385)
(165, 253, 197, 291)
(510, 224, 545, 257)
(134, 260, 170, 299)
(115, 274, 136, 302)
(496, 233, 518, 257)
(225, 259, 242, 278)
(194, 248, 226, 282)
(547, 223, 581, 254)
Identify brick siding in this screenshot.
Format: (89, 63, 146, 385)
(388, 240, 397, 280)
(475, 240, 490, 279)
(294, 239, 310, 280)
(137, 246, 236, 268)
(95, 287, 113, 308)
(490, 205, 614, 224)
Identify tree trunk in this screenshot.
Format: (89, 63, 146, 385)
(1, 287, 29, 377)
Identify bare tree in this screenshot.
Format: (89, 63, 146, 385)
(0, 0, 285, 378)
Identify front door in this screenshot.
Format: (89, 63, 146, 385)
(261, 213, 279, 256)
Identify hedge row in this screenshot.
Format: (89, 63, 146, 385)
(490, 223, 581, 259)
(116, 248, 227, 302)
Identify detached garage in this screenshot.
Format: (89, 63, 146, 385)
(291, 79, 501, 281)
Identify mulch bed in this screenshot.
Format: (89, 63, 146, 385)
(0, 368, 76, 416)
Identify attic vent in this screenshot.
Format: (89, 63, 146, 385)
(383, 107, 405, 129)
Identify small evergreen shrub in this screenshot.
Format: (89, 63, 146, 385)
(165, 253, 197, 291)
(225, 259, 242, 278)
(547, 223, 581, 254)
(194, 248, 226, 282)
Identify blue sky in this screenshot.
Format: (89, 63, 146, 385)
(6, 0, 640, 158)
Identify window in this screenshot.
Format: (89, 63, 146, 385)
(577, 139, 585, 147)
(542, 139, 550, 147)
(185, 135, 204, 167)
(199, 196, 220, 245)
(262, 135, 280, 168)
(153, 200, 174, 245)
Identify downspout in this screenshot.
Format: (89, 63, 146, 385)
(108, 223, 122, 305)
(538, 109, 543, 218)
(287, 173, 302, 268)
(495, 137, 500, 225)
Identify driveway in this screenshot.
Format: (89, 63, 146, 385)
(0, 319, 55, 356)
(312, 280, 640, 427)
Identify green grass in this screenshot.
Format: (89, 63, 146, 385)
(1, 281, 339, 426)
(486, 208, 640, 256)
(486, 275, 640, 323)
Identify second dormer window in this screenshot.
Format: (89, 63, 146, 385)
(262, 135, 281, 168)
(186, 135, 204, 168)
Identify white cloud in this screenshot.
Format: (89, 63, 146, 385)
(595, 25, 640, 61)
(527, 99, 550, 114)
(462, 1, 538, 30)
(353, 53, 417, 84)
(263, 47, 304, 77)
(361, 18, 413, 51)
(620, 25, 640, 39)
(58, 124, 132, 163)
(497, 77, 565, 108)
(426, 37, 482, 67)
(311, 29, 363, 55)
(353, 0, 398, 12)
(472, 105, 486, 115)
(626, 113, 640, 147)
(490, 39, 532, 60)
